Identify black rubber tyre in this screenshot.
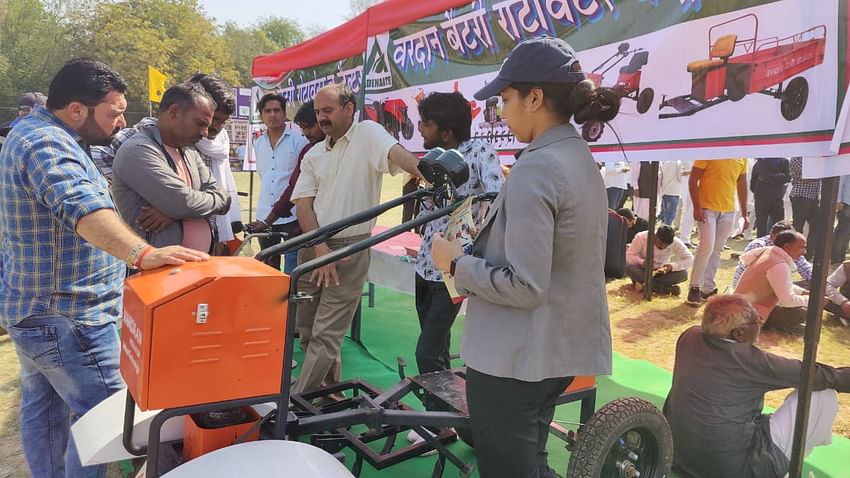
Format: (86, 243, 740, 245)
(637, 88, 654, 114)
(566, 397, 673, 478)
(781, 76, 809, 121)
(582, 121, 604, 142)
(455, 426, 474, 447)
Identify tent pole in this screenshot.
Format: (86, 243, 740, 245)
(788, 175, 839, 478)
(643, 161, 660, 300)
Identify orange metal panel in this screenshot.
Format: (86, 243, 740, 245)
(565, 376, 596, 394)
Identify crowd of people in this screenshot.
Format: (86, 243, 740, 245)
(1, 37, 849, 478)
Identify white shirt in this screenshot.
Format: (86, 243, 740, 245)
(292, 120, 399, 238)
(253, 125, 307, 225)
(826, 265, 849, 307)
(626, 230, 694, 271)
(659, 161, 683, 197)
(603, 161, 629, 189)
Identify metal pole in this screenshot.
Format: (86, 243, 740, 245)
(643, 161, 660, 300)
(788, 175, 839, 477)
(248, 171, 254, 222)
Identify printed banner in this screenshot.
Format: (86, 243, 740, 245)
(361, 0, 846, 163)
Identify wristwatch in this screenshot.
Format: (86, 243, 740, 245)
(126, 243, 147, 269)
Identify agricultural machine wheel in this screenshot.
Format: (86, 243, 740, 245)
(402, 117, 414, 140)
(726, 74, 748, 102)
(781, 77, 809, 121)
(455, 426, 474, 447)
(582, 121, 605, 142)
(566, 397, 672, 478)
(636, 88, 654, 114)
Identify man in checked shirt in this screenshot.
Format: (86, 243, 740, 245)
(0, 59, 207, 478)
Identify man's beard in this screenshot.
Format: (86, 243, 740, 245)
(79, 113, 119, 146)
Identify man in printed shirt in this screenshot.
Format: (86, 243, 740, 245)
(732, 220, 812, 290)
(826, 260, 850, 326)
(291, 83, 424, 398)
(411, 92, 504, 415)
(111, 83, 230, 253)
(626, 225, 693, 296)
(0, 59, 207, 478)
(789, 157, 821, 260)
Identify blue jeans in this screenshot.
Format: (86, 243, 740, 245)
(4, 314, 123, 478)
(284, 249, 298, 274)
(606, 187, 626, 210)
(660, 195, 680, 226)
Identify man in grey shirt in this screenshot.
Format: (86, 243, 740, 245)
(664, 294, 847, 478)
(111, 83, 229, 251)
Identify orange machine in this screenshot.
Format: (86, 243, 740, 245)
(121, 257, 289, 411)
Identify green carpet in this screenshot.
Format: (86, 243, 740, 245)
(289, 286, 850, 478)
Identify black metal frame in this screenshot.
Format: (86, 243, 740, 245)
(120, 188, 599, 477)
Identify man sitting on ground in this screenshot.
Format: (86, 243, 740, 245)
(626, 225, 693, 296)
(617, 207, 648, 244)
(732, 220, 812, 289)
(826, 261, 850, 326)
(664, 294, 847, 478)
(734, 230, 808, 329)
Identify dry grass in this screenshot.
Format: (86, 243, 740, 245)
(1, 175, 848, 477)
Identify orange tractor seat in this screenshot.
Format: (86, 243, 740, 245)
(687, 34, 738, 73)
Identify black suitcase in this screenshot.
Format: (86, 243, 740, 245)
(605, 210, 628, 279)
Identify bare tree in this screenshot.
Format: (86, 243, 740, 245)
(346, 0, 384, 19)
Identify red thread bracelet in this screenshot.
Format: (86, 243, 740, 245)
(135, 246, 153, 269)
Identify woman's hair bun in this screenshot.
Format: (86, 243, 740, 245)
(569, 80, 621, 125)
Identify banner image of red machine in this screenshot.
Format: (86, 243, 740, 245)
(360, 0, 845, 163)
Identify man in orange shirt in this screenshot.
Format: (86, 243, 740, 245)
(686, 159, 749, 306)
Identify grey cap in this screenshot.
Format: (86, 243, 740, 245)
(19, 92, 47, 108)
(474, 36, 586, 100)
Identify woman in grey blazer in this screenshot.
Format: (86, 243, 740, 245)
(432, 36, 621, 478)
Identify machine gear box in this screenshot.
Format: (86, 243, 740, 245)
(120, 257, 289, 411)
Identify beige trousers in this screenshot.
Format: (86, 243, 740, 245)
(291, 234, 370, 396)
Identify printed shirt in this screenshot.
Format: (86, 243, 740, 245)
(254, 126, 307, 225)
(0, 107, 124, 325)
(90, 117, 156, 181)
(416, 139, 505, 282)
(789, 157, 821, 200)
(731, 235, 813, 288)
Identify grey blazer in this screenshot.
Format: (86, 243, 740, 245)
(111, 122, 229, 250)
(454, 124, 612, 381)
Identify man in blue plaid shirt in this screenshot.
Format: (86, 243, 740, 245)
(0, 59, 209, 478)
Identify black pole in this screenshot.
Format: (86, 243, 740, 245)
(643, 161, 660, 300)
(788, 175, 839, 477)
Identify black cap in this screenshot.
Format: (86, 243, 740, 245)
(474, 36, 585, 100)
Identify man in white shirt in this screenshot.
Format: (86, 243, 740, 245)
(658, 161, 683, 226)
(603, 161, 629, 210)
(626, 225, 693, 296)
(253, 93, 307, 272)
(291, 83, 424, 397)
(734, 230, 808, 329)
(826, 261, 850, 326)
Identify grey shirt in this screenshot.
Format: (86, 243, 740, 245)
(111, 122, 229, 249)
(454, 124, 612, 381)
(664, 326, 850, 478)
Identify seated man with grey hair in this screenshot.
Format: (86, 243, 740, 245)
(664, 294, 848, 478)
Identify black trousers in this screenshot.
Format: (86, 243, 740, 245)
(754, 192, 785, 238)
(258, 221, 299, 271)
(466, 367, 573, 478)
(832, 206, 850, 263)
(414, 275, 463, 375)
(791, 196, 820, 259)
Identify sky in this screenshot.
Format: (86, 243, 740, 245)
(199, 0, 352, 33)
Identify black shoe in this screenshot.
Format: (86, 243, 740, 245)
(686, 287, 701, 306)
(666, 285, 682, 297)
(700, 288, 718, 301)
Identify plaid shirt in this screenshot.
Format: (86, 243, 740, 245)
(789, 157, 821, 200)
(732, 235, 813, 289)
(0, 107, 124, 326)
(90, 117, 156, 181)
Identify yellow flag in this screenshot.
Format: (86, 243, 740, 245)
(148, 66, 167, 103)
